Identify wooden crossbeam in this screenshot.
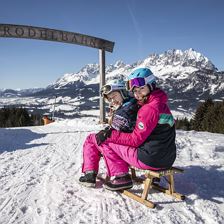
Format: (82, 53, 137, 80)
(122, 189, 155, 208)
(145, 167, 184, 178)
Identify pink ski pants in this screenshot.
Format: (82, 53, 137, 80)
(82, 133, 160, 177)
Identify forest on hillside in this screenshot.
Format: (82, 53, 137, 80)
(0, 107, 43, 127)
(176, 99, 224, 134)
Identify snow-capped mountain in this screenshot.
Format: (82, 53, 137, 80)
(46, 48, 219, 89)
(0, 48, 223, 118)
(142, 48, 217, 71)
(47, 64, 100, 89)
(0, 88, 44, 97)
(48, 59, 130, 89)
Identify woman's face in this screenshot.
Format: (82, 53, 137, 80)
(106, 91, 124, 110)
(132, 85, 150, 102)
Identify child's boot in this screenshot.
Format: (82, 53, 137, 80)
(79, 171, 97, 188)
(103, 173, 133, 191)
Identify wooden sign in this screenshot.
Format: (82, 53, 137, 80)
(0, 24, 114, 52)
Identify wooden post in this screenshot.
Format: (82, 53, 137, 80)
(141, 177, 153, 200)
(168, 174, 175, 194)
(99, 49, 106, 123)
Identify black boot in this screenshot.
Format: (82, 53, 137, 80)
(79, 171, 97, 188)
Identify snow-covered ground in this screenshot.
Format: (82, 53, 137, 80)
(0, 111, 224, 224)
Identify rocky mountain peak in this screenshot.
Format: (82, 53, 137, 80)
(144, 48, 217, 71)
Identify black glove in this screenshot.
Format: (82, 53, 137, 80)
(95, 127, 112, 146)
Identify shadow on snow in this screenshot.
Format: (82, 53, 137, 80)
(175, 165, 224, 204)
(0, 128, 47, 153)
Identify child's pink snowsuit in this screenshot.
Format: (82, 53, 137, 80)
(82, 89, 175, 177)
(82, 133, 157, 177)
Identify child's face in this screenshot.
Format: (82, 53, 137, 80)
(106, 91, 124, 110)
(132, 85, 150, 102)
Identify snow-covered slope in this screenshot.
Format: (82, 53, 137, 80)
(0, 114, 224, 224)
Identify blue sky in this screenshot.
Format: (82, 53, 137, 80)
(0, 0, 223, 89)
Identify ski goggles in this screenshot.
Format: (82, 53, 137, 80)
(100, 84, 124, 96)
(126, 74, 156, 91)
(126, 78, 146, 91)
(100, 85, 113, 96)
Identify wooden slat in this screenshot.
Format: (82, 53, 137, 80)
(144, 167, 184, 178)
(145, 171, 161, 178)
(122, 190, 156, 208)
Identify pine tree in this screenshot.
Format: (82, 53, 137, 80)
(192, 98, 213, 131)
(0, 107, 43, 127)
(192, 99, 224, 134)
(212, 102, 224, 133)
(175, 117, 191, 130)
(201, 104, 215, 132)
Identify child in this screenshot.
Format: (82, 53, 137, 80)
(101, 79, 138, 133)
(79, 79, 139, 187)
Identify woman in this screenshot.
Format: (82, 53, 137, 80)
(80, 68, 176, 191)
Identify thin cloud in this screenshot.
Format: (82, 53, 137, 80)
(126, 0, 143, 57)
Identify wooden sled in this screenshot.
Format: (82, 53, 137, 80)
(122, 167, 185, 208)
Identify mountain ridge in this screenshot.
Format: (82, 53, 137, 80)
(0, 48, 223, 119)
(48, 48, 218, 89)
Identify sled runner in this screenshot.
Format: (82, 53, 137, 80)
(98, 166, 185, 208)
